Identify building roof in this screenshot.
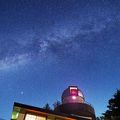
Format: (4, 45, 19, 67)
(13, 102, 93, 120)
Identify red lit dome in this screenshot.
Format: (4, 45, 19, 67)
(55, 86, 96, 120)
(62, 86, 85, 104)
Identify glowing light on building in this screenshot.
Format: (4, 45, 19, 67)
(72, 96, 76, 100)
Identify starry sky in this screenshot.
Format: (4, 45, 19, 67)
(0, 0, 120, 119)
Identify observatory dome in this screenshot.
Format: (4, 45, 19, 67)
(62, 86, 85, 104)
(55, 86, 96, 120)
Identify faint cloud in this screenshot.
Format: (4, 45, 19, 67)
(0, 54, 30, 70)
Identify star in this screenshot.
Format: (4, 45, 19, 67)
(20, 91, 24, 95)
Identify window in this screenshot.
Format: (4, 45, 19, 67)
(70, 87, 78, 96)
(25, 114, 46, 120)
(12, 111, 19, 119)
(36, 116, 46, 120)
(25, 114, 36, 120)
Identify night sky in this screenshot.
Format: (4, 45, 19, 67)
(0, 0, 120, 119)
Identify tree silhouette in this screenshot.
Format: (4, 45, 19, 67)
(103, 89, 120, 120)
(43, 103, 51, 110)
(96, 116, 104, 120)
(53, 100, 61, 109)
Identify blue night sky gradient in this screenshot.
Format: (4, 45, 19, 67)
(0, 0, 120, 119)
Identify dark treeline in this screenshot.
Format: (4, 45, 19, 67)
(97, 89, 120, 120)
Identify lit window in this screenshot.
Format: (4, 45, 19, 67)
(36, 116, 46, 120)
(25, 114, 36, 120)
(70, 87, 78, 96)
(12, 111, 19, 119)
(25, 114, 46, 120)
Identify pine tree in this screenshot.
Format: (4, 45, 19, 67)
(96, 116, 104, 120)
(103, 90, 120, 120)
(43, 103, 51, 110)
(53, 100, 61, 109)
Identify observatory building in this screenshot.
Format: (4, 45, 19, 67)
(11, 86, 96, 120)
(55, 86, 95, 120)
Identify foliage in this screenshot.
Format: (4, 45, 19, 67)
(96, 116, 104, 120)
(103, 89, 120, 120)
(43, 103, 51, 110)
(53, 100, 61, 109)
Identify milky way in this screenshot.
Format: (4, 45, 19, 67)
(0, 0, 120, 68)
(1, 15, 120, 69)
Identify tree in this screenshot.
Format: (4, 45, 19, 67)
(43, 103, 51, 110)
(96, 116, 104, 120)
(53, 100, 61, 109)
(103, 89, 120, 120)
